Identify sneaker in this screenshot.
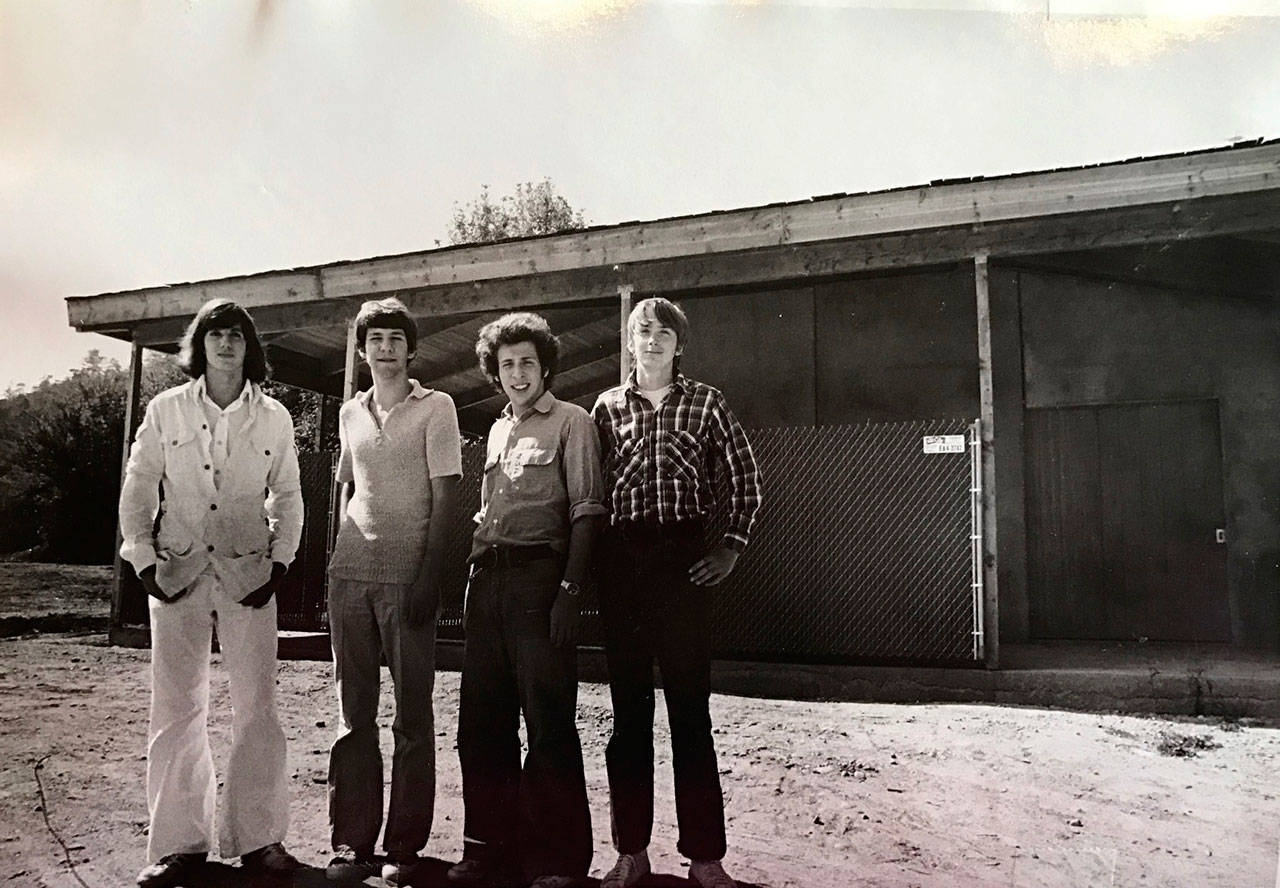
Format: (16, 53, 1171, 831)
(601, 849, 650, 888)
(446, 857, 522, 887)
(689, 859, 736, 888)
(382, 854, 421, 887)
(136, 852, 206, 888)
(242, 842, 303, 876)
(326, 845, 377, 882)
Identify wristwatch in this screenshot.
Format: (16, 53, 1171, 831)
(559, 580, 582, 597)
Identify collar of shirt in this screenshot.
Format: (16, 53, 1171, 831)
(500, 389, 557, 422)
(357, 377, 434, 410)
(624, 370, 689, 394)
(193, 375, 253, 416)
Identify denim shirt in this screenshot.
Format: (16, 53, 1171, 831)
(472, 390, 607, 557)
(119, 377, 303, 599)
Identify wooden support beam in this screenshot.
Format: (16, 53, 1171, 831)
(342, 321, 359, 402)
(109, 340, 145, 643)
(619, 284, 633, 384)
(974, 253, 999, 670)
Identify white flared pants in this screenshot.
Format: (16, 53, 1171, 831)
(145, 570, 289, 861)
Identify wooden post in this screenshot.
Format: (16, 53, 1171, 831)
(974, 253, 1000, 669)
(328, 320, 359, 557)
(619, 284, 634, 384)
(109, 339, 145, 646)
(342, 319, 359, 402)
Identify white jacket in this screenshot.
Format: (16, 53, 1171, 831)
(119, 378, 304, 599)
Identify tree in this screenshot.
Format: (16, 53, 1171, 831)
(447, 178, 587, 245)
(0, 352, 127, 562)
(0, 349, 332, 563)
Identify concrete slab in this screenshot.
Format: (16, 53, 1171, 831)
(275, 634, 1280, 723)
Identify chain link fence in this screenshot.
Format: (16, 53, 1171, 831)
(274, 419, 982, 664)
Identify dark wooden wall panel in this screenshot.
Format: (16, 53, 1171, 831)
(814, 267, 978, 424)
(680, 285, 816, 428)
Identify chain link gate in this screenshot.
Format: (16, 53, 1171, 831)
(280, 419, 982, 666)
(700, 419, 982, 664)
(431, 419, 983, 665)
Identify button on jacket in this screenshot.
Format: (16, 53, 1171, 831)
(119, 377, 304, 599)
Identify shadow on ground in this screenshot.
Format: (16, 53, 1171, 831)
(161, 857, 767, 887)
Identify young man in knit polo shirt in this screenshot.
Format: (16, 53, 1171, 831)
(447, 312, 606, 888)
(592, 297, 762, 888)
(325, 298, 462, 885)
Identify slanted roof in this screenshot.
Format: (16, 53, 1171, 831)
(66, 139, 1280, 429)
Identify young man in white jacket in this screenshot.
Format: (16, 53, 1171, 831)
(119, 299, 305, 887)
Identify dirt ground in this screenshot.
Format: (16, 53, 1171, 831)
(0, 565, 1277, 887)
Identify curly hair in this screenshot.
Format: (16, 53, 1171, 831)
(355, 297, 418, 353)
(177, 299, 270, 383)
(475, 312, 560, 392)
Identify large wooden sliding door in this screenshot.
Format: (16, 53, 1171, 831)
(1026, 399, 1230, 642)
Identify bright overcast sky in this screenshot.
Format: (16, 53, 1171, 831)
(2, 0, 1278, 390)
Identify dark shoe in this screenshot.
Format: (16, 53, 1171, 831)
(446, 857, 522, 887)
(530, 877, 582, 888)
(326, 845, 377, 882)
(382, 854, 421, 887)
(689, 859, 736, 888)
(242, 842, 303, 876)
(137, 852, 207, 888)
(601, 850, 650, 888)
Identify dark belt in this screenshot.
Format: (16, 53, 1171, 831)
(469, 544, 559, 570)
(612, 519, 704, 542)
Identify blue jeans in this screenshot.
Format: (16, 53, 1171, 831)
(456, 556, 592, 880)
(326, 577, 437, 859)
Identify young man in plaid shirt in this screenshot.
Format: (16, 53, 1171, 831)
(591, 297, 762, 888)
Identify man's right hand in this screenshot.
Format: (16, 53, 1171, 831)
(139, 565, 186, 603)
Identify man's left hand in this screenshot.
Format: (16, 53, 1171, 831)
(550, 588, 582, 647)
(240, 561, 287, 608)
(689, 547, 739, 586)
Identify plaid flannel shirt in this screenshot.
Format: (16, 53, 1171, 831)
(591, 372, 762, 552)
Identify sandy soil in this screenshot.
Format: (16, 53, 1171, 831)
(1, 629, 1277, 888)
(0, 564, 110, 634)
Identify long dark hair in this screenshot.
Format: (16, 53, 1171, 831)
(177, 299, 270, 383)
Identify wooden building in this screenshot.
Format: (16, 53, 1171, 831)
(69, 139, 1280, 663)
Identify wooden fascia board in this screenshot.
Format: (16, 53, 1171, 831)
(66, 145, 1280, 332)
(321, 146, 1280, 298)
(100, 187, 1280, 349)
(67, 272, 323, 332)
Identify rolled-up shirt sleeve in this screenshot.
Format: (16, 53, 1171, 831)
(563, 408, 608, 523)
(118, 400, 164, 574)
(266, 411, 304, 566)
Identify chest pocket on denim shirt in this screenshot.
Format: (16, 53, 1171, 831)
(504, 447, 556, 481)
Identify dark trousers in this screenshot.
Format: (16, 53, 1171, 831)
(599, 522, 727, 863)
(327, 578, 436, 859)
(456, 556, 592, 880)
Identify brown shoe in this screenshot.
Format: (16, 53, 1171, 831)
(136, 852, 207, 888)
